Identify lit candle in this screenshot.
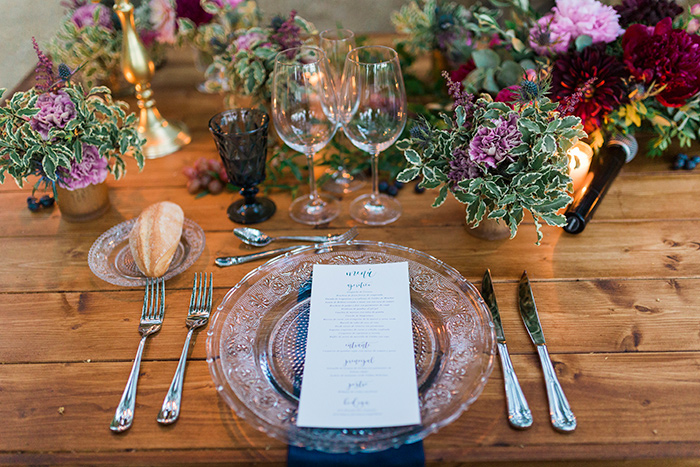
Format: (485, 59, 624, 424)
(567, 141, 593, 193)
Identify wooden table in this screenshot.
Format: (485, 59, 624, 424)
(2, 47, 700, 467)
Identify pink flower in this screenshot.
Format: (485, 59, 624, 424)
(235, 31, 268, 51)
(688, 18, 700, 34)
(150, 0, 177, 45)
(554, 0, 624, 44)
(212, 0, 244, 8)
(495, 85, 520, 105)
(30, 90, 76, 140)
(528, 13, 574, 55)
(71, 3, 113, 30)
(57, 144, 109, 190)
(692, 4, 700, 16)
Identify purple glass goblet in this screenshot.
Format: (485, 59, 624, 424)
(209, 108, 276, 224)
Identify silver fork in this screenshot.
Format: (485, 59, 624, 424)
(156, 273, 213, 425)
(215, 227, 358, 267)
(110, 277, 165, 433)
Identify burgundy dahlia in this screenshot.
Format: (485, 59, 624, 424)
(175, 0, 213, 27)
(550, 44, 629, 133)
(614, 0, 683, 28)
(622, 17, 700, 108)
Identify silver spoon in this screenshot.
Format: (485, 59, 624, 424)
(234, 226, 357, 247)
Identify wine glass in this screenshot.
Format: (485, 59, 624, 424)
(272, 46, 340, 225)
(209, 108, 276, 224)
(340, 45, 407, 225)
(319, 28, 365, 195)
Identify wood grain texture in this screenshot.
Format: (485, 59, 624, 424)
(1, 44, 700, 466)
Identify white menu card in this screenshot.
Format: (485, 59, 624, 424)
(296, 262, 421, 429)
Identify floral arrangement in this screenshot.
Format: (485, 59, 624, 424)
(176, 0, 261, 69)
(204, 10, 316, 104)
(394, 0, 700, 157)
(396, 74, 586, 243)
(46, 0, 183, 89)
(0, 42, 144, 193)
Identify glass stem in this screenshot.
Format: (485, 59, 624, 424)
(306, 152, 323, 206)
(370, 150, 380, 206)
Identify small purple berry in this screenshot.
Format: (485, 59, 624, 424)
(414, 184, 426, 194)
(387, 185, 399, 196)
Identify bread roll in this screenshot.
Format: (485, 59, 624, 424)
(129, 201, 185, 278)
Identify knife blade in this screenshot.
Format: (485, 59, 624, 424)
(518, 271, 577, 432)
(481, 269, 532, 429)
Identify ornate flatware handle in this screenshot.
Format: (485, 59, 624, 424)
(497, 342, 533, 429)
(215, 245, 302, 267)
(537, 344, 577, 432)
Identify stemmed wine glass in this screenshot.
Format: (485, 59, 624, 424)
(340, 45, 407, 225)
(272, 46, 340, 225)
(318, 28, 365, 195)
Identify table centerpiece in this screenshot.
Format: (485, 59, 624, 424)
(0, 41, 144, 221)
(396, 72, 586, 243)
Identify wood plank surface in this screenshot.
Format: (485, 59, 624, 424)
(2, 44, 700, 466)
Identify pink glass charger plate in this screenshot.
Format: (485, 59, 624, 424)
(87, 217, 205, 287)
(206, 240, 496, 453)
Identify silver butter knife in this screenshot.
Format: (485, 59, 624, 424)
(518, 271, 576, 432)
(482, 269, 533, 429)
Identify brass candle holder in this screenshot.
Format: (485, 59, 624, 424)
(113, 0, 191, 158)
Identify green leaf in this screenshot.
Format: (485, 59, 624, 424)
(432, 185, 448, 207)
(472, 49, 501, 69)
(452, 189, 477, 204)
(575, 35, 593, 51)
(497, 60, 523, 87)
(423, 165, 436, 181)
(455, 106, 466, 127)
(539, 212, 567, 227)
(396, 139, 411, 151)
(534, 195, 571, 213)
(396, 167, 420, 182)
(542, 134, 556, 154)
(403, 148, 421, 165)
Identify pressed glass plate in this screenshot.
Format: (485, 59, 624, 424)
(207, 240, 495, 453)
(87, 218, 205, 287)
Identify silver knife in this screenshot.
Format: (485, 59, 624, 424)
(482, 269, 533, 429)
(518, 271, 576, 432)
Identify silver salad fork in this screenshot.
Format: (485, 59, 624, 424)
(157, 272, 213, 425)
(110, 277, 165, 433)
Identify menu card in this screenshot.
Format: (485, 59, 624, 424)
(296, 262, 421, 429)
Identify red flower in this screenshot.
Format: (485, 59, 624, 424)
(622, 17, 700, 107)
(550, 44, 629, 134)
(449, 59, 476, 85)
(176, 0, 213, 27)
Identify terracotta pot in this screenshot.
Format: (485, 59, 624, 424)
(56, 182, 111, 222)
(466, 216, 511, 241)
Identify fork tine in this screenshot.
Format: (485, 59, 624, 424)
(151, 278, 158, 320)
(197, 273, 205, 312)
(189, 273, 198, 314)
(142, 278, 151, 319)
(158, 277, 165, 321)
(206, 273, 213, 313)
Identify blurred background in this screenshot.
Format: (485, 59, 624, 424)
(1, 0, 556, 93)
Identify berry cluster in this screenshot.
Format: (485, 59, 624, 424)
(182, 158, 229, 195)
(672, 154, 700, 170)
(27, 195, 55, 212)
(378, 180, 426, 196)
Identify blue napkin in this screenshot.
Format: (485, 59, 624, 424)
(288, 276, 425, 467)
(288, 442, 425, 467)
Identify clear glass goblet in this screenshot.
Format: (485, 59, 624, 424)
(340, 45, 407, 225)
(272, 46, 340, 225)
(319, 28, 365, 195)
(209, 108, 276, 224)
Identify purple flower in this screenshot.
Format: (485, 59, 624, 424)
(30, 90, 76, 140)
(448, 147, 482, 183)
(235, 31, 268, 51)
(57, 144, 109, 190)
(271, 11, 302, 51)
(468, 114, 522, 170)
(71, 3, 113, 30)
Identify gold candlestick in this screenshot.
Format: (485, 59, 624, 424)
(113, 0, 191, 158)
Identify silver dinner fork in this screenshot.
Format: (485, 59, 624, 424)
(157, 273, 213, 425)
(110, 277, 165, 433)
